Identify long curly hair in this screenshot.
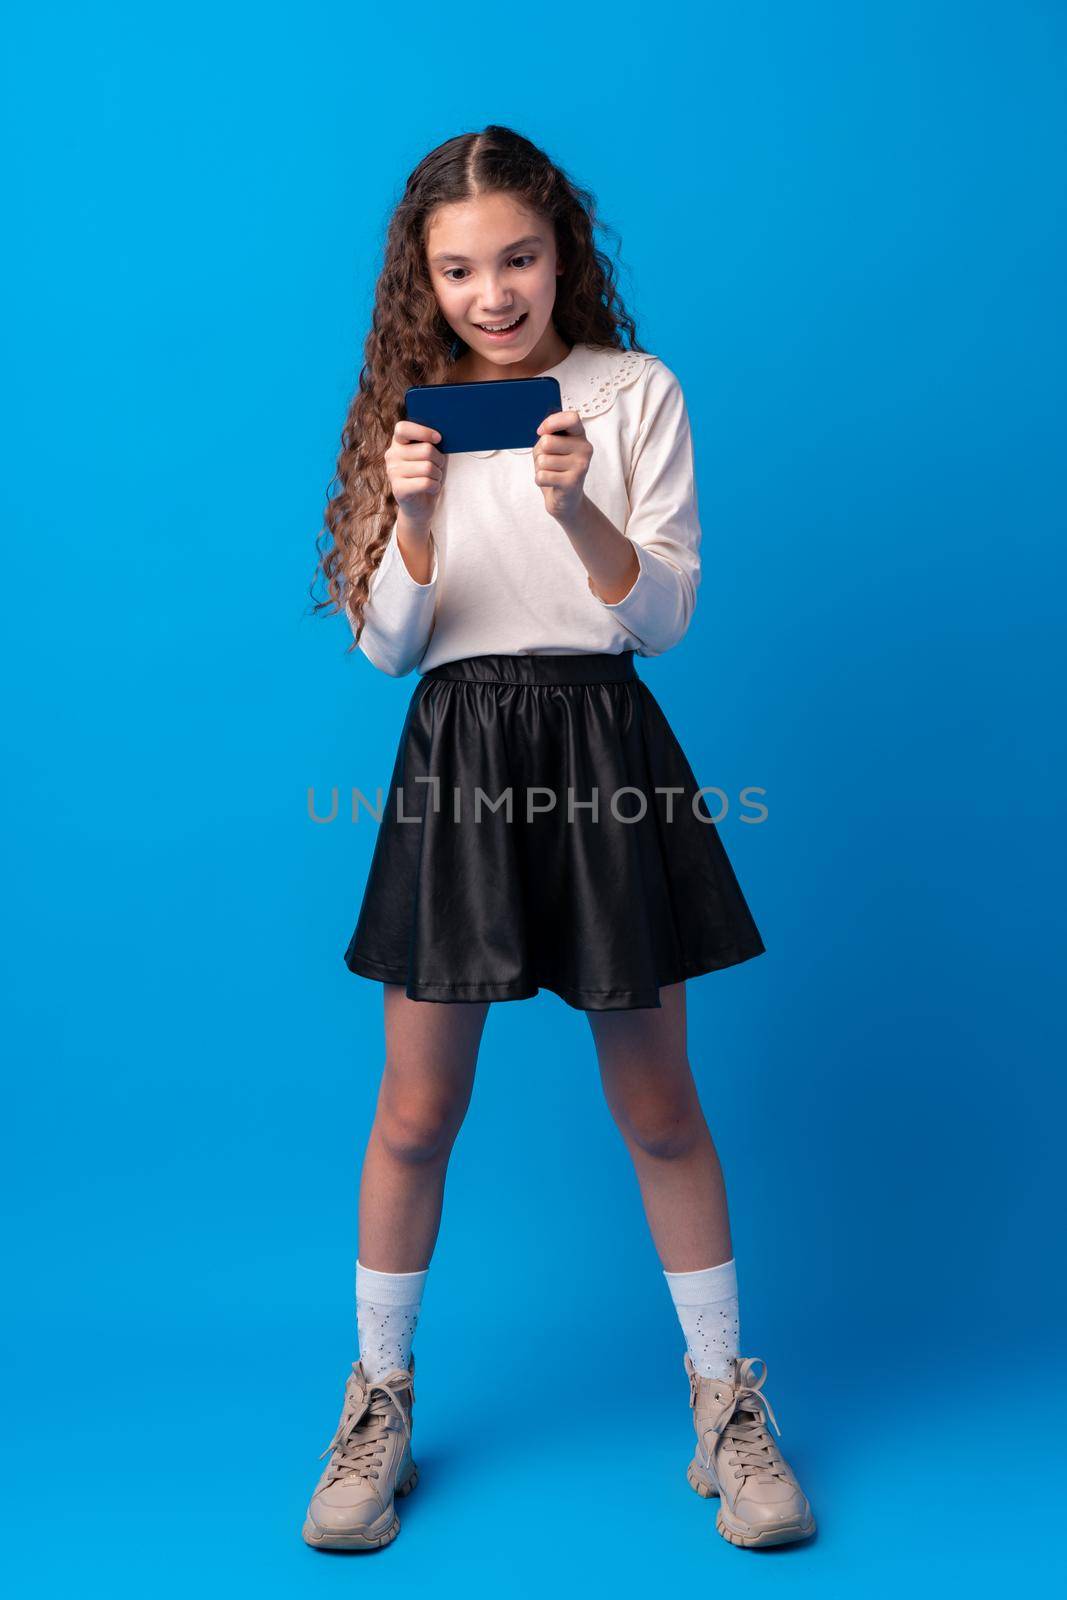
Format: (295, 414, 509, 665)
(309, 124, 645, 650)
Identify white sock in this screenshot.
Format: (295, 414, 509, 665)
(355, 1260, 428, 1381)
(663, 1257, 740, 1382)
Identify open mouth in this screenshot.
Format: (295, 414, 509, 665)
(475, 312, 528, 340)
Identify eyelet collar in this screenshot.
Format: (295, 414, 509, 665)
(463, 343, 656, 457)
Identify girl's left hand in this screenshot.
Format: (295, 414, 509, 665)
(533, 410, 592, 521)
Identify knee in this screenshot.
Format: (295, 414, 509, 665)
(376, 1086, 461, 1164)
(615, 1086, 704, 1160)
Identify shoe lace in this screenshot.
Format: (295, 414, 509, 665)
(700, 1356, 791, 1488)
(318, 1364, 413, 1488)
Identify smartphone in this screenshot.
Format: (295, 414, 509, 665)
(403, 375, 563, 454)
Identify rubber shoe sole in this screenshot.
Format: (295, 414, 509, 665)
(302, 1462, 418, 1552)
(687, 1455, 816, 1548)
(687, 1458, 720, 1498)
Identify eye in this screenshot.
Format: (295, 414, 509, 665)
(441, 254, 537, 283)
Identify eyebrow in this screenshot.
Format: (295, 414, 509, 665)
(428, 234, 544, 266)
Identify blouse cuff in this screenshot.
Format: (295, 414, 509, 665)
(354, 524, 439, 676)
(588, 539, 691, 656)
(382, 522, 439, 590)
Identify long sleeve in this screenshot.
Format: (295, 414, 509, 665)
(348, 522, 439, 677)
(589, 362, 702, 656)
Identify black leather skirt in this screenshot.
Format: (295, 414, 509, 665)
(344, 651, 765, 1010)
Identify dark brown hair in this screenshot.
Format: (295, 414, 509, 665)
(309, 124, 645, 648)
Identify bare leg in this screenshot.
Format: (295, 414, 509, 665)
(586, 981, 732, 1270)
(357, 984, 491, 1272)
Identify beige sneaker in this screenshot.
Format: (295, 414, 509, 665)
(302, 1356, 418, 1551)
(684, 1353, 816, 1548)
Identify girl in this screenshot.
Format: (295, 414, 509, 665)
(305, 125, 816, 1553)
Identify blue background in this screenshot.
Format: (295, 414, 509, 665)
(3, 1, 1064, 1593)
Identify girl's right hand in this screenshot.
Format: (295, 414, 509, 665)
(386, 420, 447, 530)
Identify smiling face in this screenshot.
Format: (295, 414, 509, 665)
(425, 191, 569, 381)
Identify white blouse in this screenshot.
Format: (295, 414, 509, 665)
(348, 342, 703, 676)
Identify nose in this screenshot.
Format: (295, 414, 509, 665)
(476, 273, 515, 315)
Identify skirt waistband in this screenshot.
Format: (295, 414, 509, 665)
(421, 651, 638, 686)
